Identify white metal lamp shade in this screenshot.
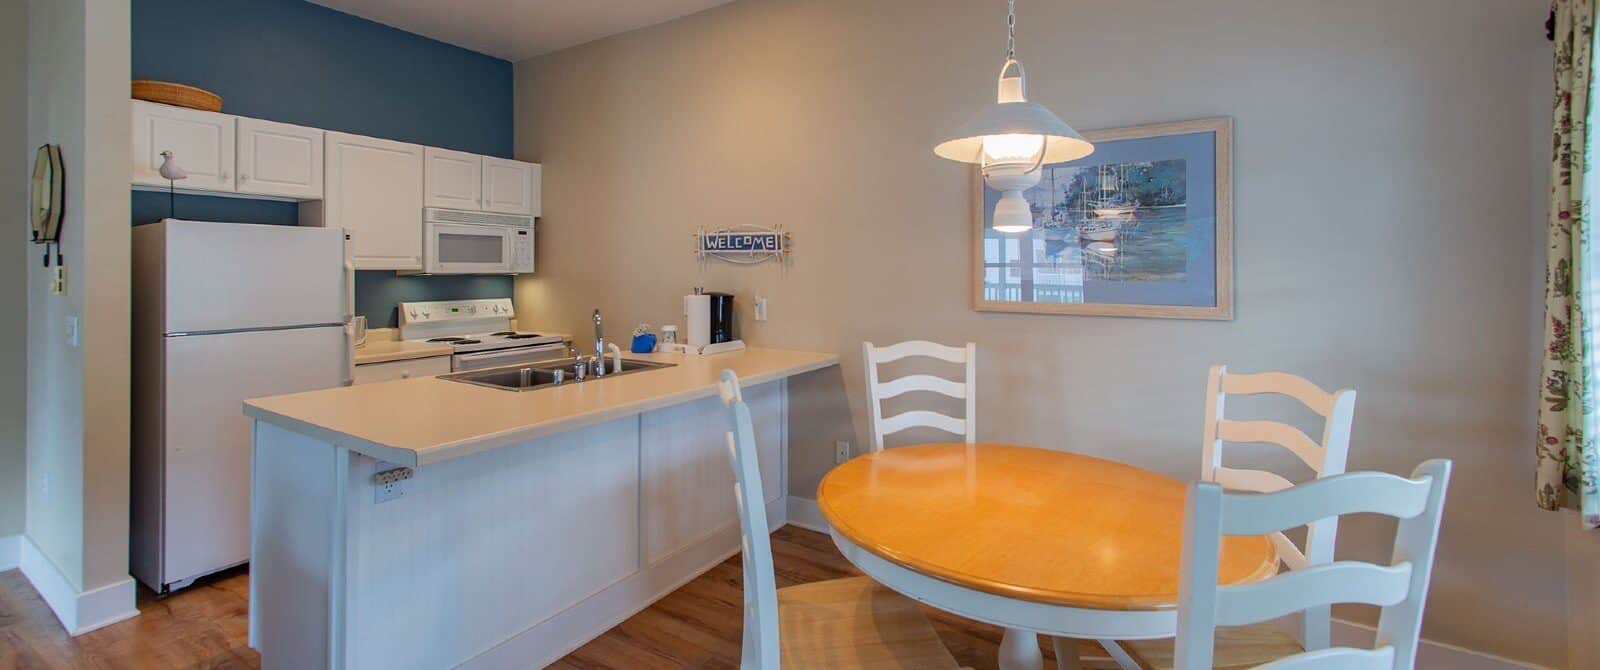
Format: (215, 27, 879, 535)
(933, 98, 1094, 166)
(935, 0, 1093, 234)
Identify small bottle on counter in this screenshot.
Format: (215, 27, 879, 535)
(661, 325, 678, 346)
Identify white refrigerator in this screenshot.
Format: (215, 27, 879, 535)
(131, 219, 353, 592)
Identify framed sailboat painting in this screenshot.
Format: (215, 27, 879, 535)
(971, 117, 1233, 319)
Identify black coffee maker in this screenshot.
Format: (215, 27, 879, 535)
(706, 292, 735, 344)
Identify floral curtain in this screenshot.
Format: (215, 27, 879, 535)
(1538, 0, 1600, 528)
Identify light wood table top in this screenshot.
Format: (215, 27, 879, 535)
(818, 443, 1278, 611)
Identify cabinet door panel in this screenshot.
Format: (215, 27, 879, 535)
(325, 132, 424, 270)
(639, 381, 781, 564)
(352, 356, 451, 384)
(237, 118, 323, 200)
(424, 147, 483, 210)
(482, 157, 536, 215)
(132, 100, 235, 191)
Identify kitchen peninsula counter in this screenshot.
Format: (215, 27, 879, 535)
(245, 346, 837, 670)
(246, 347, 836, 466)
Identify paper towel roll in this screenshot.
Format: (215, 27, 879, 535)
(684, 294, 711, 350)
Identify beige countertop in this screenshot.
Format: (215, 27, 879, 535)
(245, 347, 838, 467)
(353, 339, 453, 365)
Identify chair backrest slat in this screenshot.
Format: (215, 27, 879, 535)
(1214, 466, 1295, 494)
(1202, 364, 1357, 651)
(1215, 419, 1326, 471)
(1216, 473, 1433, 540)
(718, 370, 779, 669)
(878, 410, 967, 439)
(1218, 371, 1341, 416)
(1214, 562, 1413, 627)
(863, 341, 976, 452)
(874, 374, 969, 400)
(1174, 460, 1452, 670)
(1218, 470, 1434, 537)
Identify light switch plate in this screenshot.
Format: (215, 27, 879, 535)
(754, 296, 768, 322)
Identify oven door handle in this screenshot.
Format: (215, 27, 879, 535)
(452, 343, 569, 370)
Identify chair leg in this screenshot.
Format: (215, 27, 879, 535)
(1000, 628, 1044, 670)
(1051, 636, 1082, 670)
(1094, 639, 1143, 670)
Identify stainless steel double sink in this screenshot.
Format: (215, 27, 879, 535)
(441, 357, 675, 392)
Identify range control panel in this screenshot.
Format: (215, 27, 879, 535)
(399, 298, 514, 324)
(397, 298, 516, 341)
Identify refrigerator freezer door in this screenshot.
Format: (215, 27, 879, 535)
(163, 220, 346, 334)
(161, 326, 347, 586)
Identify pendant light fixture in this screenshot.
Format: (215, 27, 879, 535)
(934, 0, 1094, 233)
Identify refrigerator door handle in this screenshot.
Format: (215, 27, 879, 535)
(341, 229, 356, 386)
(343, 323, 356, 386)
(341, 229, 355, 322)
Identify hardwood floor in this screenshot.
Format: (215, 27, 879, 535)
(0, 527, 1109, 669)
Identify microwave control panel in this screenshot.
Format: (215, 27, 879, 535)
(511, 227, 534, 273)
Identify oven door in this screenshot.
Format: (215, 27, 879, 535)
(424, 221, 513, 274)
(451, 343, 570, 371)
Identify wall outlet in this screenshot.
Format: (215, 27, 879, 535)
(373, 465, 413, 503)
(51, 266, 66, 295)
(66, 316, 79, 348)
(754, 296, 768, 322)
(835, 441, 851, 464)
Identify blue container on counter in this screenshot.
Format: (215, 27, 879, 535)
(631, 333, 658, 354)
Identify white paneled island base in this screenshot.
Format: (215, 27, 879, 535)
(244, 349, 834, 669)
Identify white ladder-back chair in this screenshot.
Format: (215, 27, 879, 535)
(1202, 365, 1357, 651)
(1104, 366, 1359, 669)
(862, 341, 976, 452)
(1174, 460, 1452, 670)
(717, 370, 960, 669)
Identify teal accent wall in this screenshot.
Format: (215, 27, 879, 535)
(130, 0, 515, 327)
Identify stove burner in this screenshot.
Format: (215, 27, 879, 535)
(427, 337, 466, 342)
(489, 331, 516, 337)
(454, 339, 482, 345)
(506, 333, 544, 340)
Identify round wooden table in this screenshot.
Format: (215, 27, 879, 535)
(818, 443, 1278, 670)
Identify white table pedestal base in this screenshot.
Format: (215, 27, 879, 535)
(1052, 636, 1084, 670)
(1000, 628, 1043, 670)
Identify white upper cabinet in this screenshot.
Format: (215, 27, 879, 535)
(321, 132, 425, 270)
(424, 147, 484, 210)
(236, 118, 324, 200)
(482, 157, 538, 216)
(133, 100, 236, 192)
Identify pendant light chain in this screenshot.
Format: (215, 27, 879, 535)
(1006, 0, 1017, 61)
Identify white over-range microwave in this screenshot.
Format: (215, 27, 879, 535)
(417, 207, 535, 275)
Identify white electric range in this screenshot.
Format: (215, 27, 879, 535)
(398, 298, 570, 371)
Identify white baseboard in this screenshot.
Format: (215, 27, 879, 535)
(0, 534, 19, 572)
(784, 496, 1538, 669)
(1328, 619, 1548, 670)
(786, 495, 828, 533)
(18, 535, 139, 636)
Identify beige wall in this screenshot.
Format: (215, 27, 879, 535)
(514, 0, 1561, 665)
(25, 0, 131, 591)
(1, 0, 28, 539)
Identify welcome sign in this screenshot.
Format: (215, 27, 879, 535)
(696, 226, 790, 264)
